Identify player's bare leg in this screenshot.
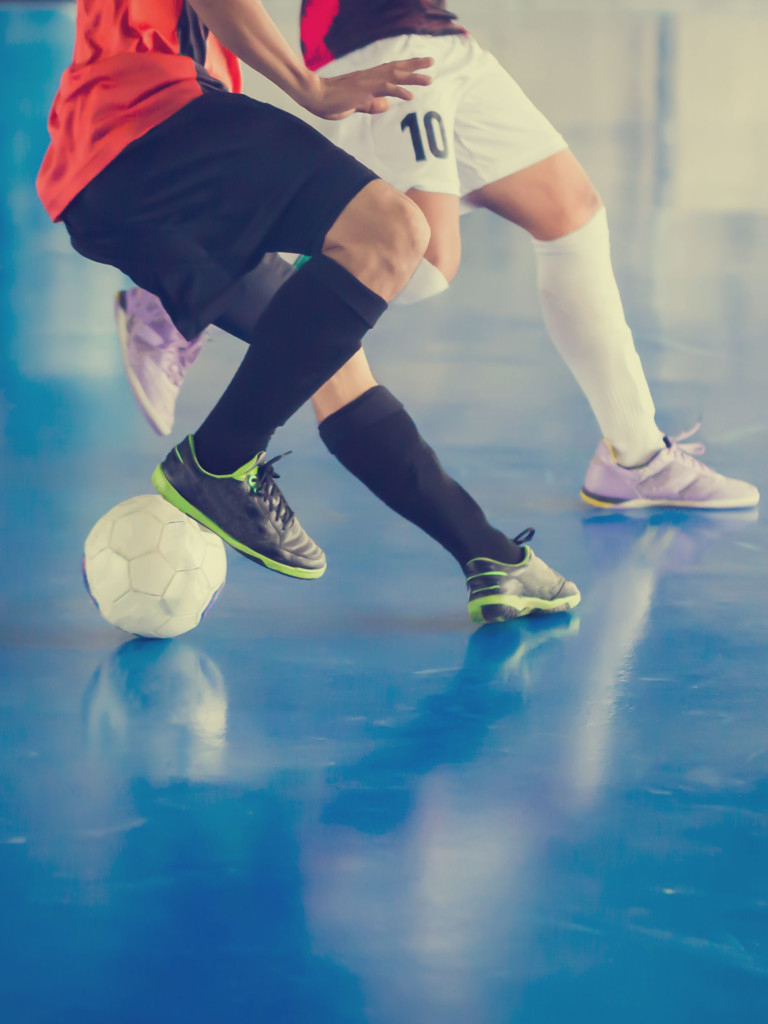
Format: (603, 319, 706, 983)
(404, 190, 462, 283)
(322, 180, 430, 301)
(465, 150, 758, 509)
(313, 191, 458, 422)
(312, 349, 378, 424)
(467, 148, 601, 242)
(467, 150, 662, 465)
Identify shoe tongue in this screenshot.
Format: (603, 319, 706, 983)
(231, 451, 266, 480)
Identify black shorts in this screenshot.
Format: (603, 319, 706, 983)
(63, 91, 378, 339)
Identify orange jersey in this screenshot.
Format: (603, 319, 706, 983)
(37, 1, 242, 221)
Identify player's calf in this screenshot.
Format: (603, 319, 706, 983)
(318, 385, 581, 625)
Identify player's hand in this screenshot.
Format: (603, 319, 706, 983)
(301, 58, 434, 120)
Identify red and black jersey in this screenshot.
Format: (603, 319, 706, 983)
(301, 1, 465, 71)
(37, 1, 242, 222)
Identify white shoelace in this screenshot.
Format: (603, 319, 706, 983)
(665, 423, 716, 474)
(668, 422, 706, 455)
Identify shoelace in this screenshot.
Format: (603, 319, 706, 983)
(246, 452, 295, 529)
(665, 423, 708, 468)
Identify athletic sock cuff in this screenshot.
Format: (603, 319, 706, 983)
(318, 385, 403, 452)
(304, 254, 388, 328)
(531, 205, 608, 255)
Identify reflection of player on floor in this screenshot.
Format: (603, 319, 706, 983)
(121, 0, 758, 512)
(40, 0, 578, 623)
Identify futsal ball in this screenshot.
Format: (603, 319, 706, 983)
(83, 494, 227, 639)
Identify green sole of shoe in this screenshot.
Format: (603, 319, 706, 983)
(468, 591, 581, 625)
(152, 464, 326, 580)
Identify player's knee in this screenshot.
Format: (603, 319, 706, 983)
(424, 242, 461, 283)
(322, 183, 428, 299)
(550, 183, 603, 238)
(358, 188, 429, 295)
(384, 191, 431, 281)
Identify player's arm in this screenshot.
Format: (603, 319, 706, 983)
(187, 0, 432, 119)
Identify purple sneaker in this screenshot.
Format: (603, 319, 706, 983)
(582, 425, 760, 510)
(115, 288, 204, 436)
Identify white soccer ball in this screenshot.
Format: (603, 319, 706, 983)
(83, 494, 227, 639)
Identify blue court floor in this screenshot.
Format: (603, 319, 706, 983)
(2, 3, 768, 1022)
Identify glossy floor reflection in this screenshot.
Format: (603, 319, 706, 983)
(2, 4, 768, 1022)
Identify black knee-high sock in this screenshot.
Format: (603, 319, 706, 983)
(194, 256, 387, 474)
(319, 386, 523, 569)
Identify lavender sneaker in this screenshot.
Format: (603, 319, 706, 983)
(582, 426, 760, 510)
(115, 288, 204, 436)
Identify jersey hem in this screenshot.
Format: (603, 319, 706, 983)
(38, 86, 203, 223)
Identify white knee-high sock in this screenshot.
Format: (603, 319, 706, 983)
(394, 258, 450, 305)
(532, 207, 664, 467)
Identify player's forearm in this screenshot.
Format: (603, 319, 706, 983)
(188, 0, 318, 107)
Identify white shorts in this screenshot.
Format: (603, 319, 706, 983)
(315, 33, 568, 205)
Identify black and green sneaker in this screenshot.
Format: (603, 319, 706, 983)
(152, 436, 326, 579)
(465, 529, 580, 624)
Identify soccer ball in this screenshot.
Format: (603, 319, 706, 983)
(83, 494, 227, 638)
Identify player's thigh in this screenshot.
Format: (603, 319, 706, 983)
(470, 150, 602, 240)
(454, 45, 577, 227)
